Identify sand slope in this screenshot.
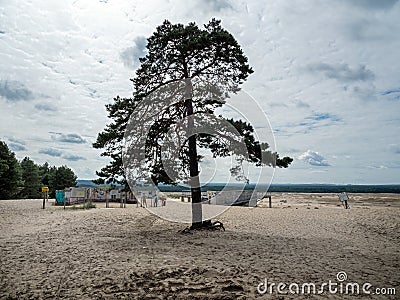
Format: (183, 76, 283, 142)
(0, 194, 399, 299)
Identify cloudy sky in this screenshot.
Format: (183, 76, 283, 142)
(1, 0, 399, 184)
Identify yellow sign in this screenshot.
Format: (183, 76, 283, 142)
(41, 186, 49, 193)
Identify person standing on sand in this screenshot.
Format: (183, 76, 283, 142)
(141, 194, 147, 208)
(160, 195, 166, 206)
(154, 193, 158, 207)
(339, 192, 350, 209)
(344, 198, 349, 209)
(344, 192, 350, 209)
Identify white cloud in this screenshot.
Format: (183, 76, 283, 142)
(120, 36, 147, 69)
(39, 148, 63, 157)
(7, 137, 26, 145)
(298, 150, 330, 167)
(38, 147, 86, 162)
(307, 63, 375, 83)
(62, 154, 86, 161)
(50, 133, 86, 144)
(195, 0, 233, 12)
(8, 143, 26, 152)
(34, 103, 58, 112)
(0, 80, 34, 101)
(343, 0, 398, 10)
(388, 144, 400, 154)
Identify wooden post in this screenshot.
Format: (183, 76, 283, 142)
(106, 190, 109, 208)
(41, 186, 49, 209)
(83, 189, 86, 209)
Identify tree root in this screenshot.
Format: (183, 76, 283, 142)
(180, 220, 225, 234)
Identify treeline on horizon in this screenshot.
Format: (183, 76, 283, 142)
(154, 183, 400, 194)
(76, 179, 400, 194)
(0, 140, 77, 199)
(267, 184, 400, 194)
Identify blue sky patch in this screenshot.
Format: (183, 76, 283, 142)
(306, 113, 340, 122)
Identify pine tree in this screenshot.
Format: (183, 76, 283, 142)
(94, 19, 293, 228)
(19, 157, 42, 199)
(48, 166, 77, 197)
(0, 140, 21, 199)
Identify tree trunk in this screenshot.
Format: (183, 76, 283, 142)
(184, 79, 202, 229)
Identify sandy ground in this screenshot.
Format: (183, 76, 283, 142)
(0, 193, 399, 299)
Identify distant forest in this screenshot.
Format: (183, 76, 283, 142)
(266, 184, 400, 194)
(153, 183, 400, 194)
(76, 179, 400, 194)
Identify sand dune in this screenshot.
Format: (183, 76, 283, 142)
(0, 194, 399, 299)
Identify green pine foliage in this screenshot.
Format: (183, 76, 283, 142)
(94, 19, 293, 226)
(94, 19, 293, 186)
(48, 165, 77, 197)
(0, 141, 21, 199)
(0, 140, 78, 199)
(19, 157, 42, 199)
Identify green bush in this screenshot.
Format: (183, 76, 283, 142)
(69, 201, 96, 210)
